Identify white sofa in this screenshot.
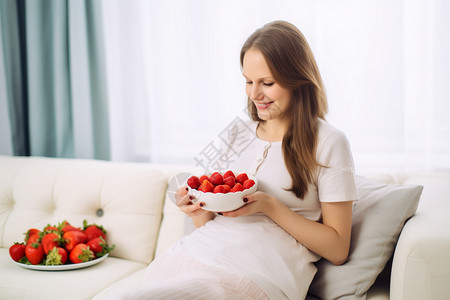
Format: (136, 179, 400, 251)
(0, 155, 449, 300)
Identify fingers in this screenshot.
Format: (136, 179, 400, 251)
(176, 191, 206, 216)
(176, 193, 194, 206)
(242, 191, 260, 204)
(179, 201, 205, 216)
(220, 194, 256, 217)
(220, 205, 248, 218)
(174, 185, 189, 204)
(177, 185, 189, 195)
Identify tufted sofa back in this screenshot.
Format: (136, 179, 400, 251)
(0, 155, 169, 264)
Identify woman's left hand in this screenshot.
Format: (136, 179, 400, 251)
(219, 191, 276, 217)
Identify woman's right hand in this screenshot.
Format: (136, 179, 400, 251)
(175, 186, 211, 219)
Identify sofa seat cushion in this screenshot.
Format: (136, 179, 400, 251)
(0, 248, 147, 300)
(92, 268, 147, 299)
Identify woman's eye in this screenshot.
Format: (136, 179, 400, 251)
(263, 82, 274, 87)
(246, 81, 253, 85)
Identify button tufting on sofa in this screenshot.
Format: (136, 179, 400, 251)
(96, 208, 104, 217)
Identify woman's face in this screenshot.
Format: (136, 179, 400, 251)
(242, 48, 291, 122)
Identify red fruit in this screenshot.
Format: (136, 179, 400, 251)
(44, 225, 59, 232)
(236, 173, 249, 184)
(87, 236, 115, 257)
(223, 170, 235, 179)
(25, 243, 44, 265)
(213, 185, 231, 194)
(243, 179, 255, 189)
(83, 220, 107, 241)
(187, 176, 201, 189)
(45, 247, 68, 265)
(199, 175, 209, 183)
(60, 220, 83, 234)
(62, 224, 82, 233)
(41, 232, 61, 255)
(230, 183, 245, 192)
(222, 185, 231, 193)
(26, 233, 40, 245)
(9, 243, 26, 262)
(198, 179, 215, 193)
(86, 237, 104, 254)
(63, 230, 88, 252)
(223, 176, 235, 187)
(209, 172, 223, 185)
(24, 228, 40, 242)
(69, 243, 94, 264)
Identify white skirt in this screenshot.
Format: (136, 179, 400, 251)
(117, 215, 318, 300)
(180, 215, 319, 299)
(117, 244, 269, 300)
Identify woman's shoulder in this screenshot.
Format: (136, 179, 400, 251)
(318, 118, 345, 136)
(316, 119, 350, 150)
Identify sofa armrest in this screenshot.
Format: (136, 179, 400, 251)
(390, 211, 450, 300)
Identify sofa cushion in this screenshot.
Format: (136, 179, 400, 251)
(153, 167, 201, 257)
(0, 155, 168, 264)
(0, 248, 146, 300)
(309, 175, 423, 300)
(92, 268, 147, 299)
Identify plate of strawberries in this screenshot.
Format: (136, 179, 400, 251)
(186, 170, 257, 212)
(9, 220, 115, 271)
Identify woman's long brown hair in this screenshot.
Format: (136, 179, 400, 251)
(240, 21, 328, 199)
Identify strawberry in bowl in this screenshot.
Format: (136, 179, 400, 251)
(186, 171, 257, 212)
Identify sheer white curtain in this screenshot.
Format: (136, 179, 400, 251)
(101, 0, 450, 173)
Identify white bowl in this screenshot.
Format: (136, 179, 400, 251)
(188, 176, 257, 212)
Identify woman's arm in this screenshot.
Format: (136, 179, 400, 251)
(266, 198, 353, 265)
(221, 192, 353, 265)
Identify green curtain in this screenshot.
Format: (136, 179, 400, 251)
(0, 0, 110, 159)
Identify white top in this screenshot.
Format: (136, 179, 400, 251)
(178, 118, 358, 299)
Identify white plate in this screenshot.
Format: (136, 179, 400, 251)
(13, 253, 108, 271)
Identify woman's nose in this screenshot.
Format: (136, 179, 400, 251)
(249, 85, 263, 101)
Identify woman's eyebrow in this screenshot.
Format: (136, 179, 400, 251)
(242, 74, 273, 80)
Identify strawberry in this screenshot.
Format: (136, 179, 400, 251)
(25, 243, 44, 265)
(223, 170, 235, 179)
(59, 220, 83, 234)
(83, 220, 107, 241)
(230, 183, 245, 192)
(45, 247, 68, 265)
(9, 243, 26, 262)
(24, 228, 40, 242)
(44, 224, 59, 232)
(209, 172, 223, 185)
(187, 176, 201, 189)
(213, 185, 232, 194)
(63, 230, 88, 252)
(26, 233, 40, 245)
(62, 224, 82, 233)
(199, 175, 209, 183)
(223, 175, 236, 188)
(87, 236, 115, 257)
(69, 243, 94, 264)
(41, 232, 61, 255)
(243, 179, 255, 189)
(236, 173, 249, 184)
(198, 179, 215, 193)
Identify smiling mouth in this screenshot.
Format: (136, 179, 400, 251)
(254, 101, 274, 110)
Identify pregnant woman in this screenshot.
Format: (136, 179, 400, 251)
(120, 20, 357, 300)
